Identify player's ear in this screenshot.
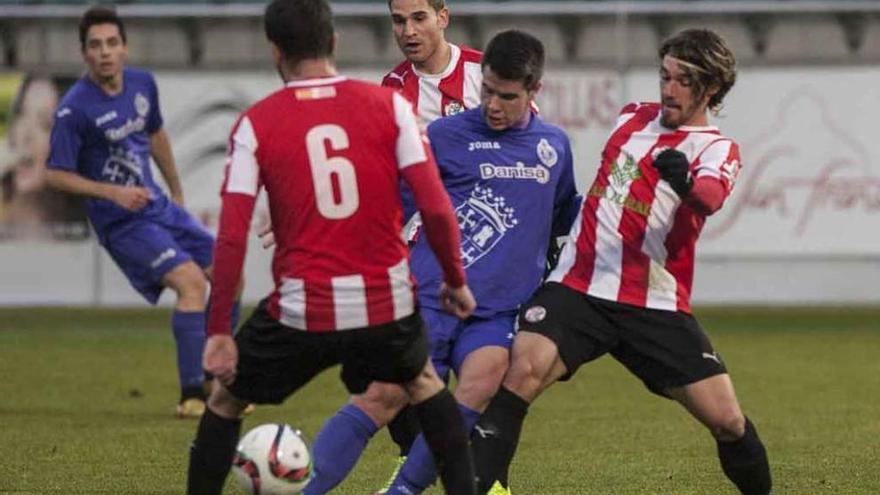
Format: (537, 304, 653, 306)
(331, 32, 338, 57)
(437, 7, 450, 29)
(269, 41, 282, 66)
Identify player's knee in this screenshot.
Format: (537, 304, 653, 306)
(503, 356, 544, 397)
(351, 384, 407, 426)
(207, 385, 247, 419)
(708, 409, 746, 441)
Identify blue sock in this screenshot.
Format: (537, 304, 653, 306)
(387, 403, 481, 495)
(171, 310, 206, 396)
(303, 404, 379, 495)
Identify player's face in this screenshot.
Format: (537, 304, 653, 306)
(659, 55, 713, 129)
(480, 67, 537, 131)
(83, 23, 127, 83)
(390, 0, 449, 67)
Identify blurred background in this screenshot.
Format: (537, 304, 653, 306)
(1, 0, 879, 307)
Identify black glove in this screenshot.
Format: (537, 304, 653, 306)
(652, 148, 693, 197)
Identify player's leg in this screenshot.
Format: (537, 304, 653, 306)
(385, 314, 514, 494)
(666, 375, 772, 494)
(611, 307, 772, 495)
(101, 220, 209, 416)
(188, 300, 340, 495)
(376, 307, 457, 494)
(473, 283, 613, 494)
(302, 382, 407, 495)
(162, 260, 211, 416)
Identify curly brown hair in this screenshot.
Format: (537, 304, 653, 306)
(659, 29, 737, 114)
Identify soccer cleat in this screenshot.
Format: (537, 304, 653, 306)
(486, 480, 512, 495)
(374, 456, 407, 494)
(176, 397, 206, 418)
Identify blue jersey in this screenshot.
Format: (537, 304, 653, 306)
(47, 67, 167, 235)
(411, 108, 579, 317)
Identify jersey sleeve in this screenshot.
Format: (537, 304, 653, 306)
(693, 139, 741, 194)
(208, 114, 261, 336)
(551, 136, 580, 237)
(393, 92, 428, 169)
(46, 105, 85, 172)
(146, 72, 163, 134)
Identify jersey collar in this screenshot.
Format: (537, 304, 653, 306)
(285, 76, 347, 88)
(412, 43, 461, 80)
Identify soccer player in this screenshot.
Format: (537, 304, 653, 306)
(44, 6, 234, 418)
(302, 30, 580, 495)
(472, 29, 774, 495)
(185, 1, 478, 494)
(383, 0, 483, 124)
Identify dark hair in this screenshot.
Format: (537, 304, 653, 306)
(482, 30, 544, 91)
(265, 0, 335, 64)
(387, 0, 445, 12)
(659, 29, 737, 113)
(79, 6, 126, 52)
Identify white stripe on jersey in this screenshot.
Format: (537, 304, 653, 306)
(279, 277, 307, 330)
(388, 258, 415, 320)
(547, 207, 584, 284)
(226, 116, 260, 196)
(588, 122, 660, 300)
(332, 275, 369, 330)
(643, 132, 711, 309)
(462, 61, 482, 109)
(393, 92, 428, 169)
(413, 44, 462, 123)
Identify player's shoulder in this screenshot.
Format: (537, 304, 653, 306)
(123, 66, 157, 86)
(55, 78, 92, 118)
(427, 107, 481, 136)
(382, 60, 413, 88)
(457, 44, 483, 63)
(619, 101, 660, 117)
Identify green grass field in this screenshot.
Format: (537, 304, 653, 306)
(1, 306, 878, 494)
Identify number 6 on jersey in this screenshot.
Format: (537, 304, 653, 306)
(306, 124, 359, 219)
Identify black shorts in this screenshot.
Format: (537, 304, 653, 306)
(519, 282, 727, 397)
(227, 300, 430, 404)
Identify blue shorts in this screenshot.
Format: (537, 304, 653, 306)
(101, 202, 214, 304)
(420, 306, 517, 381)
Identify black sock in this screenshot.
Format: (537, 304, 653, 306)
(187, 407, 242, 495)
(415, 388, 476, 495)
(717, 417, 772, 495)
(388, 404, 421, 456)
(472, 386, 529, 493)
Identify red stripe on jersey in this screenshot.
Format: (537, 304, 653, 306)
(438, 64, 465, 118)
(616, 131, 689, 307)
(663, 204, 705, 313)
(304, 280, 334, 333)
(365, 278, 395, 326)
(561, 107, 656, 291)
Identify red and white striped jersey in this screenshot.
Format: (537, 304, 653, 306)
(548, 102, 742, 313)
(208, 76, 462, 334)
(382, 43, 483, 125)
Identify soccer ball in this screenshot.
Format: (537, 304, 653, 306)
(232, 423, 313, 495)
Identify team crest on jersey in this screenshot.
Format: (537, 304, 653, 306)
(536, 138, 558, 167)
(610, 151, 642, 192)
(444, 100, 465, 116)
(523, 305, 547, 323)
(456, 184, 518, 267)
(102, 146, 144, 186)
(134, 92, 150, 117)
(588, 151, 651, 216)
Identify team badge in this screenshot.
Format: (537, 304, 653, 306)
(444, 100, 464, 116)
(524, 305, 547, 323)
(456, 185, 518, 267)
(536, 138, 558, 167)
(134, 92, 150, 117)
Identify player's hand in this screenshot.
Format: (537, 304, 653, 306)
(203, 335, 238, 387)
(440, 283, 476, 319)
(110, 185, 151, 211)
(652, 148, 693, 197)
(258, 224, 275, 249)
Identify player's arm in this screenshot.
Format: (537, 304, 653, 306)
(205, 116, 260, 384)
(46, 169, 150, 211)
(652, 141, 740, 216)
(45, 106, 150, 211)
(149, 128, 185, 206)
